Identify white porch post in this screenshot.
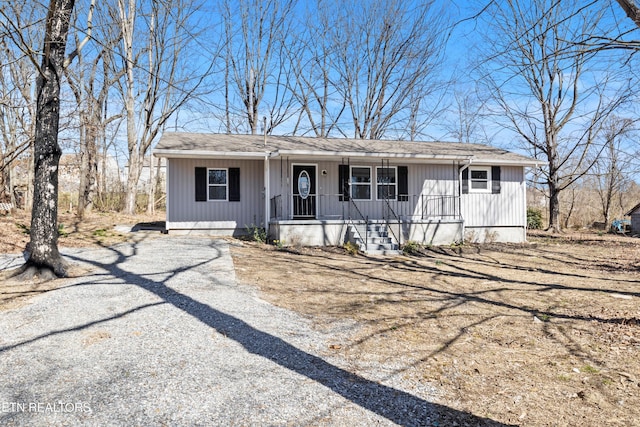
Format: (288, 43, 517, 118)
(264, 153, 270, 233)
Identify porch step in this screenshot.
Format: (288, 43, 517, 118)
(346, 223, 400, 256)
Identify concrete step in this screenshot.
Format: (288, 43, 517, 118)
(347, 223, 400, 256)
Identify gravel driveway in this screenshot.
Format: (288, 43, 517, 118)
(0, 235, 503, 426)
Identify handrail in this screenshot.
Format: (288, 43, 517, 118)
(348, 198, 368, 252)
(382, 197, 402, 248)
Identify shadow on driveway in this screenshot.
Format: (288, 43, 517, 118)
(2, 236, 512, 426)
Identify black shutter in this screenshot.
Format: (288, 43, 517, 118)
(229, 167, 240, 201)
(398, 166, 408, 201)
(491, 166, 501, 194)
(461, 167, 469, 194)
(338, 164, 350, 201)
(195, 167, 207, 201)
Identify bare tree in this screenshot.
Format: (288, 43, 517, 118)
(0, 39, 36, 206)
(326, 0, 448, 140)
(616, 0, 640, 28)
(286, 0, 345, 137)
(16, 0, 76, 277)
(64, 1, 123, 217)
(0, 3, 45, 209)
(114, 0, 212, 215)
(443, 89, 489, 144)
(478, 0, 633, 232)
(220, 0, 297, 135)
(589, 116, 637, 225)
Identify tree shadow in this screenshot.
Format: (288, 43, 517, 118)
(238, 245, 640, 372)
(1, 237, 512, 426)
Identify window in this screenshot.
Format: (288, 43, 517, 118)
(461, 166, 500, 195)
(350, 167, 371, 200)
(469, 167, 491, 193)
(376, 167, 397, 200)
(195, 167, 240, 202)
(208, 168, 227, 200)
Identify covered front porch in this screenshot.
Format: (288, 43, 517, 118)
(268, 194, 464, 249)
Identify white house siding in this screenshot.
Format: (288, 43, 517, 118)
(269, 157, 347, 219)
(166, 158, 265, 233)
(461, 166, 526, 242)
(268, 158, 460, 221)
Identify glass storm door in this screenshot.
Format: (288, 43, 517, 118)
(292, 165, 316, 219)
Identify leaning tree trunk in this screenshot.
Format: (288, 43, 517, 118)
(27, 0, 76, 277)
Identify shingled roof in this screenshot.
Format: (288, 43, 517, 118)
(154, 132, 539, 166)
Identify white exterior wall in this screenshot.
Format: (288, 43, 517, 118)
(166, 158, 264, 233)
(461, 166, 527, 243)
(268, 158, 459, 220)
(166, 156, 528, 244)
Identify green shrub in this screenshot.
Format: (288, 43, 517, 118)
(343, 241, 360, 255)
(245, 223, 267, 243)
(93, 228, 108, 237)
(527, 208, 543, 229)
(402, 240, 422, 255)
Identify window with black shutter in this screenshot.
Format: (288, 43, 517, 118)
(491, 166, 501, 194)
(195, 167, 240, 201)
(461, 167, 469, 195)
(338, 164, 350, 201)
(229, 167, 240, 201)
(195, 167, 207, 201)
(398, 166, 408, 201)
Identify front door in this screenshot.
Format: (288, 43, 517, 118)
(292, 164, 316, 219)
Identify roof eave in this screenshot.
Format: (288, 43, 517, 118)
(154, 149, 269, 159)
(154, 148, 539, 167)
(471, 159, 541, 167)
(272, 149, 474, 161)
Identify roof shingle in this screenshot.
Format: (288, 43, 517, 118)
(154, 132, 538, 166)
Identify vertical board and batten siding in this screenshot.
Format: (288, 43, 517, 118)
(461, 166, 525, 227)
(167, 158, 264, 227)
(269, 158, 353, 219)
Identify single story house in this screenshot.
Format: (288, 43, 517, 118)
(153, 133, 538, 253)
(625, 203, 640, 235)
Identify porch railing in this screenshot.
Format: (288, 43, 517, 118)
(382, 197, 402, 247)
(292, 194, 316, 218)
(420, 195, 460, 220)
(347, 198, 369, 252)
(269, 194, 461, 221)
(270, 194, 283, 220)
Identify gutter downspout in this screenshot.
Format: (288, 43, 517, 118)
(458, 158, 473, 242)
(263, 119, 270, 237)
(264, 152, 270, 235)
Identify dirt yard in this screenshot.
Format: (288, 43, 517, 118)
(230, 233, 640, 427)
(1, 210, 639, 426)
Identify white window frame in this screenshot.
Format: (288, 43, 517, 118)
(208, 168, 228, 201)
(376, 166, 397, 200)
(469, 166, 491, 193)
(350, 166, 372, 200)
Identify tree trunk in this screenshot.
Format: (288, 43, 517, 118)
(124, 149, 140, 215)
(77, 127, 98, 218)
(548, 182, 561, 233)
(146, 155, 155, 214)
(27, 0, 76, 277)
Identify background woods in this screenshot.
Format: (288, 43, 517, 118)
(1, 0, 640, 230)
